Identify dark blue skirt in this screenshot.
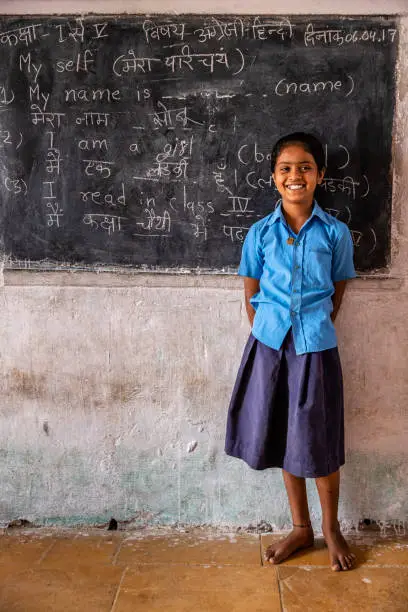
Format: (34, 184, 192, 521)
(225, 330, 344, 478)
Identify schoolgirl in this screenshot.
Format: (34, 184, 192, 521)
(225, 132, 357, 571)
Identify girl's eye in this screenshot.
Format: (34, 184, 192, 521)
(301, 166, 312, 171)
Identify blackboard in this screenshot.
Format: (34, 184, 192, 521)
(0, 14, 398, 272)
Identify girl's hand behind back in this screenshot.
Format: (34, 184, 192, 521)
(243, 277, 260, 327)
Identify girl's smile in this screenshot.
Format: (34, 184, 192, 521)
(272, 144, 325, 207)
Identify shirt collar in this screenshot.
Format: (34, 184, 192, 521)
(267, 200, 330, 226)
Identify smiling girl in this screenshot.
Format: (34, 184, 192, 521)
(225, 132, 357, 571)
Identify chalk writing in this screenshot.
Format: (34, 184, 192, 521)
(65, 88, 121, 103)
(149, 101, 204, 130)
(0, 85, 14, 105)
(83, 159, 114, 178)
(55, 18, 85, 43)
(136, 206, 171, 233)
(55, 19, 109, 43)
(0, 23, 41, 47)
(113, 50, 161, 76)
(164, 45, 230, 73)
(304, 23, 397, 47)
(275, 75, 354, 97)
(83, 213, 126, 234)
(80, 184, 126, 208)
(0, 130, 23, 149)
(19, 52, 42, 82)
(319, 175, 369, 200)
(47, 201, 63, 227)
(250, 17, 293, 41)
(223, 225, 250, 242)
(78, 138, 108, 152)
(221, 196, 254, 216)
(245, 172, 274, 190)
(29, 84, 49, 110)
(31, 106, 65, 127)
(142, 20, 186, 43)
(4, 177, 27, 195)
(55, 50, 94, 73)
(194, 18, 245, 43)
(238, 143, 271, 165)
(75, 112, 110, 127)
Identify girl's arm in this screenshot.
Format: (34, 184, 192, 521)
(331, 280, 347, 322)
(243, 277, 260, 327)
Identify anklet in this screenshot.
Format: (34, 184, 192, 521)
(293, 522, 312, 528)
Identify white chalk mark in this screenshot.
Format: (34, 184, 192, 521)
(346, 74, 355, 97)
(367, 227, 377, 255)
(132, 233, 170, 237)
(338, 144, 350, 170)
(162, 42, 187, 49)
(149, 77, 185, 83)
(232, 47, 245, 76)
(361, 174, 370, 198)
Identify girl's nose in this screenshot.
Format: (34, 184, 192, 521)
(289, 167, 302, 179)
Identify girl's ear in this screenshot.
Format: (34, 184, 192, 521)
(317, 167, 326, 184)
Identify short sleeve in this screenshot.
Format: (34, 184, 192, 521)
(332, 224, 357, 282)
(238, 224, 264, 279)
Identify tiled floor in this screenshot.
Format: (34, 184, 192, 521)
(0, 527, 407, 611)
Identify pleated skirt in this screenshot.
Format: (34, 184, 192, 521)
(225, 329, 345, 478)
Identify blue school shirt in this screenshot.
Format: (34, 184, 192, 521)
(238, 201, 356, 355)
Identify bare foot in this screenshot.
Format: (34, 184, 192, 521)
(265, 526, 314, 565)
(322, 523, 356, 571)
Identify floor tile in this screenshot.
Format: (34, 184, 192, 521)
(0, 534, 57, 578)
(116, 531, 261, 567)
(114, 564, 281, 612)
(0, 565, 124, 612)
(40, 533, 122, 568)
(278, 566, 408, 612)
(353, 535, 408, 565)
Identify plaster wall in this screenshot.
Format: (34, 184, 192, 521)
(0, 1, 407, 529)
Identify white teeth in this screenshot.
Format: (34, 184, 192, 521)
(286, 185, 304, 190)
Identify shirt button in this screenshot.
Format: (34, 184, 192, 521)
(293, 289, 298, 293)
(295, 265, 300, 270)
(290, 311, 296, 317)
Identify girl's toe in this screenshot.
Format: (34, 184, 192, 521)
(272, 551, 283, 564)
(331, 562, 341, 571)
(265, 550, 274, 563)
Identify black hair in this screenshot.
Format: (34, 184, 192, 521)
(270, 132, 325, 173)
